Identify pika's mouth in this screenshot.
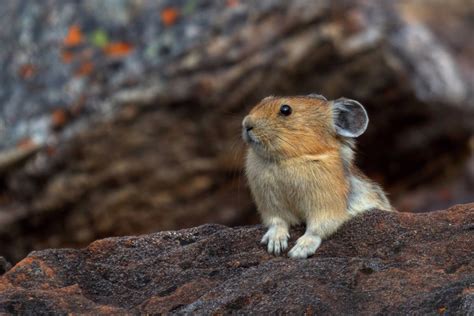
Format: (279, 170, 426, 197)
(242, 128, 260, 146)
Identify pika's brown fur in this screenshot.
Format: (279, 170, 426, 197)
(243, 95, 392, 259)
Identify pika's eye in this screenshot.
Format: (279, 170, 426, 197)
(279, 104, 292, 116)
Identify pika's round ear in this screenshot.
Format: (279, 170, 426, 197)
(307, 93, 327, 101)
(332, 98, 369, 138)
(262, 95, 275, 101)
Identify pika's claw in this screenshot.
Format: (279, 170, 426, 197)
(261, 226, 290, 256)
(288, 234, 321, 259)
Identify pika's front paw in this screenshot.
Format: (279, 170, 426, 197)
(288, 234, 322, 259)
(261, 226, 290, 255)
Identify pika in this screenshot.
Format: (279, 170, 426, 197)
(243, 94, 393, 259)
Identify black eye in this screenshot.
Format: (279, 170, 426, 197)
(279, 104, 292, 116)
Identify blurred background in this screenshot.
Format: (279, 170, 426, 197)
(0, 0, 473, 265)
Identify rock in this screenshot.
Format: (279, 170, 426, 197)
(0, 203, 472, 314)
(1, 0, 474, 264)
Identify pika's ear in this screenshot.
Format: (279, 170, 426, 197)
(307, 93, 327, 101)
(332, 98, 368, 138)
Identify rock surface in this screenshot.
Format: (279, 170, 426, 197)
(1, 0, 474, 265)
(0, 203, 473, 314)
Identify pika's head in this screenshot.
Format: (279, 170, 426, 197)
(242, 94, 368, 160)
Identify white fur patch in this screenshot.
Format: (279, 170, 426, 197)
(261, 225, 290, 255)
(288, 234, 322, 259)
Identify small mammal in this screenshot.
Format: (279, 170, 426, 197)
(242, 94, 393, 259)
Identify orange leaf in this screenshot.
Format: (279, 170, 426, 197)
(103, 42, 133, 57)
(161, 7, 179, 26)
(75, 61, 94, 76)
(64, 25, 83, 47)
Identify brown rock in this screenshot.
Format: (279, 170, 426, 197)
(2, 0, 474, 266)
(0, 203, 472, 314)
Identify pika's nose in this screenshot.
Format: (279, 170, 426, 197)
(242, 116, 254, 132)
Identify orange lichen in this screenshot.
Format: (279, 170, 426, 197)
(64, 25, 83, 47)
(161, 7, 179, 26)
(103, 42, 134, 57)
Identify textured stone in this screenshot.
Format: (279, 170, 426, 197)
(2, 0, 474, 265)
(0, 203, 472, 314)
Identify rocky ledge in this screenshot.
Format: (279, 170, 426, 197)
(0, 204, 473, 314)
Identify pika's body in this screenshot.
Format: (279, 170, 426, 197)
(243, 95, 392, 259)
